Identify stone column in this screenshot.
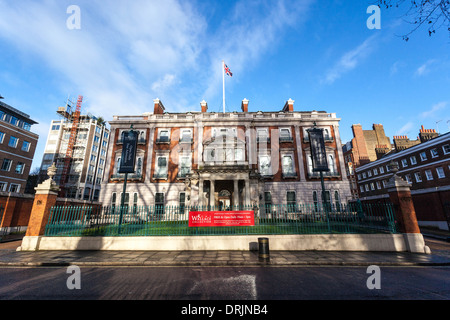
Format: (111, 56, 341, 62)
(244, 178, 251, 206)
(386, 161, 430, 253)
(233, 179, 239, 208)
(198, 178, 204, 208)
(210, 179, 215, 208)
(19, 164, 61, 251)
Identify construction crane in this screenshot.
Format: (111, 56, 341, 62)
(58, 95, 83, 197)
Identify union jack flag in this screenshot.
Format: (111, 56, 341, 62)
(224, 63, 233, 77)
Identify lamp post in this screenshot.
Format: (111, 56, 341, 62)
(307, 122, 331, 232)
(118, 125, 139, 232)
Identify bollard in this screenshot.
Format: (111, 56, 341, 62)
(258, 237, 270, 263)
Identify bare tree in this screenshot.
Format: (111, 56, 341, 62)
(378, 0, 450, 40)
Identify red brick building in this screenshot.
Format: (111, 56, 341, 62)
(0, 100, 38, 194)
(356, 131, 450, 231)
(342, 124, 392, 199)
(99, 98, 352, 210)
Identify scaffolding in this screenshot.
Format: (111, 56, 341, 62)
(57, 95, 83, 197)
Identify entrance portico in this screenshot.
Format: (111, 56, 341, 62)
(196, 166, 252, 208)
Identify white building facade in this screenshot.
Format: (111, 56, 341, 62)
(39, 115, 110, 201)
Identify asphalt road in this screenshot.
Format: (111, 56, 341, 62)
(0, 265, 449, 301)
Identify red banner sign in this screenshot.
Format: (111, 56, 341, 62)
(189, 211, 255, 227)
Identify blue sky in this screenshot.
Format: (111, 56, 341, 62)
(0, 0, 449, 171)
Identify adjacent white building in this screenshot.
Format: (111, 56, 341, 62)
(39, 111, 110, 201)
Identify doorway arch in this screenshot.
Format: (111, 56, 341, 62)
(218, 189, 232, 210)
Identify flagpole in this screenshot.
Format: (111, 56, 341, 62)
(222, 60, 225, 114)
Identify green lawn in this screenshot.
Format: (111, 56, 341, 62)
(45, 219, 394, 237)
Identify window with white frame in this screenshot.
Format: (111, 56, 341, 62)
(373, 168, 378, 175)
(0, 132, 4, 143)
(235, 148, 244, 161)
(405, 174, 412, 184)
(360, 185, 364, 193)
(154, 156, 168, 178)
(155, 193, 165, 214)
(420, 151, 427, 161)
(281, 154, 295, 177)
(180, 128, 193, 143)
(401, 159, 408, 167)
(443, 144, 450, 155)
(436, 167, 445, 178)
(370, 182, 375, 190)
(115, 157, 122, 174)
(328, 154, 337, 175)
(410, 156, 417, 165)
(286, 191, 296, 212)
(414, 172, 422, 182)
(425, 170, 433, 180)
(111, 192, 117, 212)
(430, 148, 439, 158)
(376, 181, 381, 189)
(365, 184, 369, 191)
(136, 157, 143, 176)
(21, 141, 31, 152)
(323, 128, 331, 140)
(379, 166, 384, 174)
(259, 155, 272, 176)
(279, 128, 292, 142)
(367, 170, 372, 177)
(1, 159, 12, 171)
(9, 183, 20, 193)
(257, 128, 269, 142)
(8, 136, 18, 148)
(15, 162, 25, 174)
(179, 155, 191, 177)
(179, 192, 186, 214)
(0, 181, 7, 191)
(157, 129, 170, 143)
(212, 127, 236, 138)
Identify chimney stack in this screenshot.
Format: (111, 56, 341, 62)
(282, 98, 294, 112)
(201, 100, 208, 113)
(153, 98, 165, 114)
(241, 98, 249, 112)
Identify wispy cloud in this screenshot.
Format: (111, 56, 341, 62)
(415, 59, 437, 76)
(420, 101, 447, 118)
(0, 0, 314, 117)
(322, 35, 378, 84)
(396, 122, 414, 135)
(390, 61, 406, 76)
(0, 0, 206, 116)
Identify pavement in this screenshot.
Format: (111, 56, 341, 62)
(0, 229, 449, 267)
